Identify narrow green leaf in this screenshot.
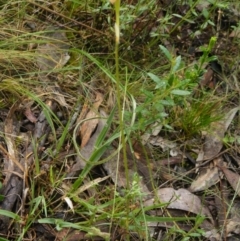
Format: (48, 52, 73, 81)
(136, 214, 197, 222)
(0, 210, 20, 221)
(172, 14, 182, 18)
(171, 89, 191, 96)
(0, 238, 10, 241)
(147, 72, 166, 89)
(172, 55, 181, 73)
(38, 218, 56, 224)
(147, 72, 161, 84)
(159, 45, 172, 61)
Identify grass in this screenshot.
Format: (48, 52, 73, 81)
(0, 0, 239, 240)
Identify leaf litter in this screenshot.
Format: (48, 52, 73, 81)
(79, 92, 104, 148)
(0, 2, 240, 241)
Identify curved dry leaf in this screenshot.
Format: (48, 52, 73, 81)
(226, 220, 240, 235)
(67, 110, 107, 177)
(145, 188, 213, 223)
(44, 85, 69, 107)
(80, 92, 103, 148)
(230, 28, 240, 38)
(200, 67, 214, 88)
(24, 107, 37, 123)
(197, 107, 240, 162)
(220, 166, 240, 197)
(190, 167, 220, 192)
(148, 136, 177, 151)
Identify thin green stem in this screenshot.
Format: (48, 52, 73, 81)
(111, 1, 130, 240)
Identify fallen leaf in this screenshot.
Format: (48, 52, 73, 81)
(45, 85, 69, 107)
(226, 220, 240, 235)
(199, 67, 214, 89)
(141, 122, 163, 144)
(79, 92, 103, 148)
(190, 157, 224, 192)
(77, 103, 89, 122)
(67, 110, 107, 177)
(189, 167, 220, 192)
(226, 202, 240, 235)
(219, 166, 240, 197)
(197, 107, 240, 162)
(148, 136, 177, 151)
(230, 28, 240, 38)
(145, 188, 213, 223)
(24, 107, 37, 123)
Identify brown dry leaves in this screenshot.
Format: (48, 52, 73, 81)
(145, 188, 213, 223)
(66, 92, 104, 177)
(79, 92, 103, 148)
(219, 166, 240, 197)
(191, 107, 240, 192)
(198, 107, 239, 162)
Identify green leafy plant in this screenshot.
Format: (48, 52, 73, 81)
(0, 0, 238, 240)
(134, 44, 196, 134)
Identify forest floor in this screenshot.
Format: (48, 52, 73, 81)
(0, 0, 240, 240)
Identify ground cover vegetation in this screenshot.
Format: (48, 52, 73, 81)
(0, 0, 240, 240)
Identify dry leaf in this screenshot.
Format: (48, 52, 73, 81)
(226, 220, 240, 235)
(148, 136, 177, 151)
(200, 67, 214, 89)
(77, 103, 89, 122)
(67, 110, 107, 177)
(230, 28, 240, 38)
(145, 189, 219, 239)
(191, 158, 224, 192)
(141, 122, 163, 144)
(45, 85, 69, 107)
(103, 141, 159, 193)
(145, 188, 213, 223)
(197, 107, 240, 162)
(79, 92, 103, 148)
(219, 166, 240, 197)
(24, 107, 37, 123)
(190, 167, 220, 192)
(226, 202, 240, 235)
